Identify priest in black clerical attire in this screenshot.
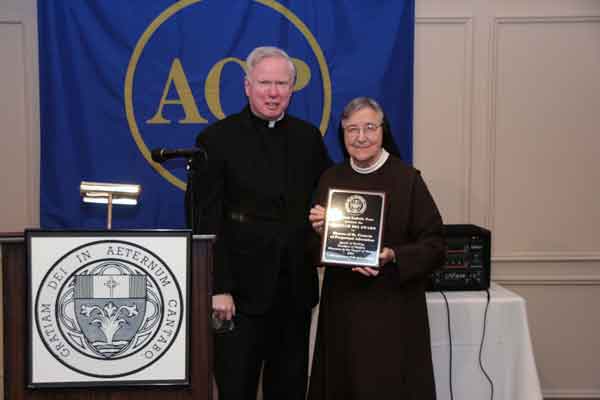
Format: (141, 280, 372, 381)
(186, 46, 331, 400)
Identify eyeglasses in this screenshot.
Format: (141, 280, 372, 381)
(344, 122, 382, 137)
(251, 79, 292, 91)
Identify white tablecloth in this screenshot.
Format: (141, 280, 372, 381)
(427, 283, 542, 400)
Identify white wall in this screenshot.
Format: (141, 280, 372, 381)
(415, 1, 600, 398)
(0, 0, 38, 232)
(1, 0, 600, 398)
(0, 1, 38, 398)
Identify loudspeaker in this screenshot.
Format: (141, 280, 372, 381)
(427, 224, 491, 291)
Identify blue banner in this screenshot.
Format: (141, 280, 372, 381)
(39, 0, 414, 229)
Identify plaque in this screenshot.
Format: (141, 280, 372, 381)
(321, 188, 386, 267)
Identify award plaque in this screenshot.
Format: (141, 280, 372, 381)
(321, 188, 386, 267)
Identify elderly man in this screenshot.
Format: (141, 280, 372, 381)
(188, 46, 331, 400)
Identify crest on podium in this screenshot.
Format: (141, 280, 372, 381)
(27, 230, 190, 387)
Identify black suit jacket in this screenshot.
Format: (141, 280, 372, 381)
(188, 106, 331, 314)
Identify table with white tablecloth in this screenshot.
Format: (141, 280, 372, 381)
(427, 283, 543, 400)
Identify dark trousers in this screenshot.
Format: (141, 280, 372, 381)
(214, 284, 312, 400)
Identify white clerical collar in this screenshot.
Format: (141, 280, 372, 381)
(267, 113, 285, 128)
(350, 148, 390, 174)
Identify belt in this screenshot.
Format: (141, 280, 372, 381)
(229, 211, 281, 224)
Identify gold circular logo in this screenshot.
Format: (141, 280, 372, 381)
(124, 0, 332, 190)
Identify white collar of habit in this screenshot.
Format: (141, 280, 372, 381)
(350, 148, 390, 174)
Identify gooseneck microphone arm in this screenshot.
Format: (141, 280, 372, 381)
(150, 147, 206, 163)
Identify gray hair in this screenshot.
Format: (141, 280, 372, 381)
(245, 46, 296, 83)
(341, 97, 384, 124)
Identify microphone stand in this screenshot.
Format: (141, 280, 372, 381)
(184, 150, 207, 233)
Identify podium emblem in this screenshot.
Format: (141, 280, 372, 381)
(33, 237, 187, 382)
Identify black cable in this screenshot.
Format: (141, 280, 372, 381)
(478, 288, 494, 400)
(440, 290, 454, 400)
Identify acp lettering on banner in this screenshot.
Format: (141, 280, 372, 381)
(146, 57, 311, 124)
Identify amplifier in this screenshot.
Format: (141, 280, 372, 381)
(426, 224, 491, 291)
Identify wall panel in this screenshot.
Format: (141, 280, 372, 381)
(414, 18, 473, 223)
(510, 284, 600, 398)
(491, 17, 600, 258)
(0, 21, 30, 232)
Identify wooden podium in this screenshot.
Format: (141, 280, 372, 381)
(1, 232, 215, 400)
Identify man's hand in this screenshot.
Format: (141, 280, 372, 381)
(309, 204, 326, 235)
(212, 293, 235, 321)
(379, 247, 396, 266)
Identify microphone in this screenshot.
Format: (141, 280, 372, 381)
(150, 147, 205, 163)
